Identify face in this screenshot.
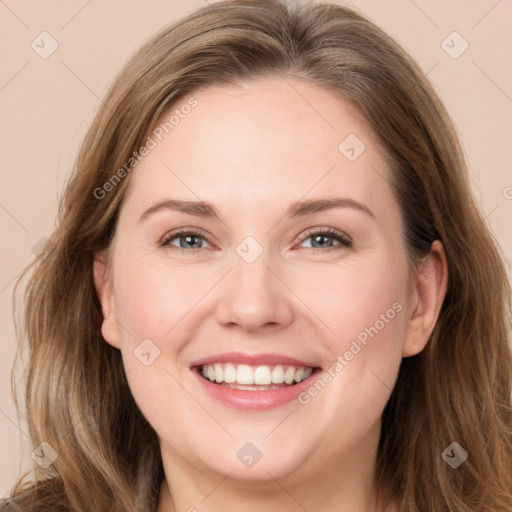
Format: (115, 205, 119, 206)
(95, 77, 444, 488)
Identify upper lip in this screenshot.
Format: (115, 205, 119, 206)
(190, 351, 320, 368)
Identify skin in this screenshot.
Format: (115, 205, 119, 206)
(94, 77, 447, 512)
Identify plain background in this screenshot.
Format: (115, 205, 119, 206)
(1, 0, 511, 497)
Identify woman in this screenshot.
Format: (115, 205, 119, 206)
(4, 0, 511, 511)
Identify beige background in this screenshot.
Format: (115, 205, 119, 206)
(1, 0, 511, 497)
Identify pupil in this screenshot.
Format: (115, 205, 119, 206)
(313, 235, 332, 248)
(182, 235, 201, 248)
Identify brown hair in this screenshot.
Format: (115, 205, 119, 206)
(5, 1, 512, 510)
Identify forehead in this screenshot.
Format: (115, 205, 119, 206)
(122, 77, 394, 220)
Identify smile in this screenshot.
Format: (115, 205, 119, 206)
(190, 352, 321, 410)
(199, 363, 313, 389)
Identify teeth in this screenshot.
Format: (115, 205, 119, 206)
(284, 367, 295, 384)
(224, 363, 236, 383)
(271, 365, 285, 384)
(214, 364, 223, 383)
(294, 368, 305, 383)
(237, 364, 254, 385)
(254, 365, 272, 385)
(200, 363, 314, 387)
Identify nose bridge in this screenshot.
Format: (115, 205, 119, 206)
(233, 246, 272, 293)
(215, 239, 294, 331)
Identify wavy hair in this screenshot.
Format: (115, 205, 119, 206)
(5, 1, 512, 510)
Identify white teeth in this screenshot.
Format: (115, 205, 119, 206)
(224, 363, 236, 383)
(200, 363, 315, 387)
(294, 368, 305, 383)
(214, 364, 223, 383)
(254, 365, 272, 385)
(271, 365, 285, 384)
(284, 367, 296, 384)
(237, 364, 254, 385)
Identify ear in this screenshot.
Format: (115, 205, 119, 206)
(403, 240, 448, 357)
(93, 250, 120, 349)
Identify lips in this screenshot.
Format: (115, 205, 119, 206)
(190, 352, 319, 368)
(190, 352, 321, 410)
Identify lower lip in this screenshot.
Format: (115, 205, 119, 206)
(193, 369, 320, 410)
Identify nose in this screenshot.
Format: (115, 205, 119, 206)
(215, 251, 294, 334)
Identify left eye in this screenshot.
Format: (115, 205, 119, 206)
(297, 230, 352, 250)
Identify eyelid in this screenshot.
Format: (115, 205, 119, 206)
(160, 228, 215, 249)
(295, 227, 352, 249)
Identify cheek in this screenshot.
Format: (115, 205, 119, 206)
(294, 252, 408, 354)
(110, 259, 211, 437)
(293, 253, 407, 416)
(113, 258, 217, 342)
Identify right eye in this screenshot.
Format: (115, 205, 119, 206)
(160, 229, 213, 251)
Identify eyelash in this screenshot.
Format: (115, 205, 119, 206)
(160, 227, 352, 252)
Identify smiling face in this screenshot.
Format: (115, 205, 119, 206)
(94, 77, 445, 498)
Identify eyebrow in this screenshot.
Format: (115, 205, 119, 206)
(138, 197, 375, 223)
